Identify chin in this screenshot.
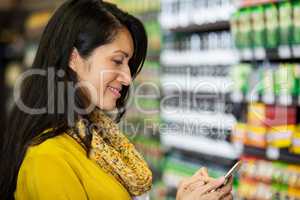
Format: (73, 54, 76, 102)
(100, 103, 117, 111)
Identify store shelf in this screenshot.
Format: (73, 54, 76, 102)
(161, 109, 236, 130)
(243, 145, 300, 165)
(239, 0, 284, 8)
(159, 4, 233, 32)
(239, 46, 300, 62)
(161, 50, 239, 66)
(160, 75, 233, 94)
(161, 134, 240, 160)
(167, 21, 230, 33)
(231, 93, 299, 107)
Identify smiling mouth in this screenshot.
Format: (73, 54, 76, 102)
(107, 86, 121, 98)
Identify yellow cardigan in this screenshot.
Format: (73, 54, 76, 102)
(14, 133, 132, 200)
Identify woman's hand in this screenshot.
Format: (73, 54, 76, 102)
(176, 168, 233, 200)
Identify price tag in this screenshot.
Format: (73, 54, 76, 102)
(233, 142, 244, 155)
(278, 46, 291, 59)
(242, 49, 253, 60)
(266, 147, 280, 160)
(254, 48, 266, 60)
(231, 91, 243, 103)
(279, 95, 292, 106)
(263, 93, 275, 104)
(292, 45, 300, 58)
(246, 92, 258, 103)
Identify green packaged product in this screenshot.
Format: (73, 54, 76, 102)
(294, 64, 300, 97)
(271, 183, 289, 199)
(279, 1, 293, 46)
(293, 1, 300, 45)
(231, 11, 242, 49)
(265, 3, 279, 48)
(275, 64, 295, 97)
(252, 6, 266, 48)
(231, 64, 252, 94)
(239, 8, 252, 49)
(262, 65, 275, 98)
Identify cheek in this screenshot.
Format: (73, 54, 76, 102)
(85, 61, 118, 97)
(96, 70, 118, 95)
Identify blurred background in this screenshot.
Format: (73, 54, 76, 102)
(1, 0, 300, 199)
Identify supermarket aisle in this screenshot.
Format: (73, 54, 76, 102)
(0, 0, 300, 200)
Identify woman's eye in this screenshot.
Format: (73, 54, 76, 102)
(113, 60, 123, 65)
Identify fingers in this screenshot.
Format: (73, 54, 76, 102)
(216, 176, 233, 198)
(200, 179, 233, 200)
(200, 167, 209, 177)
(224, 175, 233, 186)
(179, 177, 202, 188)
(179, 168, 211, 190)
(188, 175, 219, 193)
(195, 177, 225, 195)
(187, 180, 206, 191)
(180, 167, 217, 193)
(177, 175, 207, 200)
(194, 167, 209, 178)
(193, 167, 216, 184)
(201, 190, 229, 200)
(222, 194, 233, 200)
(200, 191, 223, 200)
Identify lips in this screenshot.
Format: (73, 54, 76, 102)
(108, 86, 121, 98)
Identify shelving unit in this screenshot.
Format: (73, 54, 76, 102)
(230, 0, 300, 199)
(167, 21, 230, 33)
(243, 145, 300, 165)
(161, 49, 238, 66)
(159, 0, 239, 199)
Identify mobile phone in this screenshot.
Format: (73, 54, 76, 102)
(210, 161, 243, 192)
(224, 160, 242, 181)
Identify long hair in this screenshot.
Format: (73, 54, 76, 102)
(0, 0, 147, 199)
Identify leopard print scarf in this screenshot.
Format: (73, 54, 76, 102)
(66, 108, 152, 197)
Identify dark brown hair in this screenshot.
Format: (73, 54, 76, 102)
(0, 0, 147, 199)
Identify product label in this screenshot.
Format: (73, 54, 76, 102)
(232, 123, 247, 143)
(290, 131, 300, 154)
(240, 9, 252, 49)
(293, 5, 300, 44)
(263, 68, 275, 95)
(265, 5, 279, 48)
(279, 2, 293, 45)
(267, 125, 295, 148)
(246, 126, 267, 148)
(276, 64, 295, 96)
(252, 7, 265, 47)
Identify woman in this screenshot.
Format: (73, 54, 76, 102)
(0, 0, 233, 199)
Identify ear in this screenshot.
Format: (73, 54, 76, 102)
(69, 48, 81, 72)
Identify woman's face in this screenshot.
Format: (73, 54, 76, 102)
(70, 28, 134, 111)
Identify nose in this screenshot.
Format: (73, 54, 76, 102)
(117, 64, 132, 86)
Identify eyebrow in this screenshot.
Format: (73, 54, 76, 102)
(114, 50, 131, 58)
